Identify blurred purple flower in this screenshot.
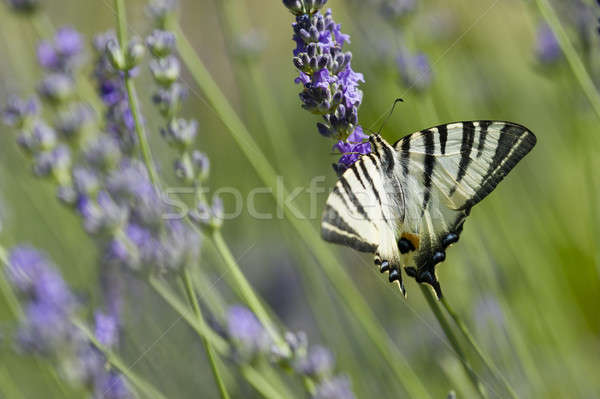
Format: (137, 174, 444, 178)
(535, 23, 561, 64)
(94, 372, 133, 399)
(94, 312, 119, 348)
(227, 305, 271, 358)
(36, 26, 83, 73)
(6, 246, 48, 293)
(296, 345, 335, 377)
(396, 50, 433, 92)
(2, 95, 39, 128)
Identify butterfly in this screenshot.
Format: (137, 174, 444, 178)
(321, 121, 536, 299)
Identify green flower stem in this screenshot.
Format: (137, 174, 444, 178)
(535, 0, 600, 123)
(440, 297, 519, 399)
(182, 269, 231, 399)
(148, 275, 289, 398)
(173, 22, 431, 399)
(241, 367, 289, 399)
(420, 286, 488, 399)
(148, 275, 229, 352)
(73, 319, 168, 399)
(113, 0, 160, 188)
(210, 230, 287, 351)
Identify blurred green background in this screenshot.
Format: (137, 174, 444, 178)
(0, 0, 599, 398)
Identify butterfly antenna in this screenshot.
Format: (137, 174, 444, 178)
(376, 98, 404, 135)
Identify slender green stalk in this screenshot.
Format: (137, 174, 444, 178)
(73, 319, 168, 399)
(210, 230, 286, 349)
(182, 269, 231, 399)
(440, 297, 519, 399)
(173, 22, 431, 398)
(535, 0, 600, 123)
(420, 286, 488, 399)
(148, 275, 229, 352)
(113, 0, 160, 187)
(241, 367, 289, 399)
(148, 275, 289, 398)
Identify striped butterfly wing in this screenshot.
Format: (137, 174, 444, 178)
(393, 121, 536, 297)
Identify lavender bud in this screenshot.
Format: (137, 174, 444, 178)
(149, 55, 180, 86)
(317, 122, 333, 137)
(152, 82, 187, 118)
(535, 23, 561, 64)
(146, 29, 176, 58)
(84, 136, 122, 171)
(125, 37, 145, 69)
(161, 118, 197, 150)
(2, 96, 39, 128)
(282, 0, 304, 15)
(106, 38, 126, 70)
(174, 156, 194, 182)
(94, 312, 119, 348)
(285, 331, 308, 355)
(189, 195, 222, 230)
(72, 167, 100, 196)
(147, 0, 176, 25)
(191, 150, 210, 182)
(55, 103, 95, 142)
(38, 73, 75, 104)
(33, 145, 71, 179)
(295, 346, 335, 377)
(30, 121, 58, 151)
(226, 305, 271, 360)
(56, 184, 77, 205)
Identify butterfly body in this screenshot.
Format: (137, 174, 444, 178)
(321, 121, 536, 298)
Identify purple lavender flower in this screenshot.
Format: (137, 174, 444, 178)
(146, 0, 177, 26)
(313, 376, 355, 399)
(6, 246, 48, 293)
(55, 102, 95, 141)
(32, 144, 71, 179)
(146, 29, 176, 58)
(94, 312, 119, 348)
(84, 135, 122, 172)
(227, 305, 271, 359)
(535, 23, 561, 64)
(38, 73, 75, 104)
(2, 95, 39, 128)
(332, 126, 370, 174)
(295, 345, 335, 377)
(286, 4, 369, 170)
(94, 372, 133, 399)
(37, 26, 83, 72)
(396, 50, 433, 92)
(93, 31, 137, 152)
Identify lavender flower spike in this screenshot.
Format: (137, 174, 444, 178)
(285, 2, 370, 173)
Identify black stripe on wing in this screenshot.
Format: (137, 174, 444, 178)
(449, 121, 476, 196)
(462, 122, 536, 209)
(321, 206, 377, 253)
(422, 130, 435, 213)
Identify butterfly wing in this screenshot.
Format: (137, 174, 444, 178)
(392, 121, 536, 296)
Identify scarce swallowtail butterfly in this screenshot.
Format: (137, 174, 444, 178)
(321, 121, 536, 299)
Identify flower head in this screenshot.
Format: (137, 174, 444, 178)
(227, 305, 271, 359)
(396, 50, 433, 92)
(313, 376, 355, 399)
(289, 6, 369, 169)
